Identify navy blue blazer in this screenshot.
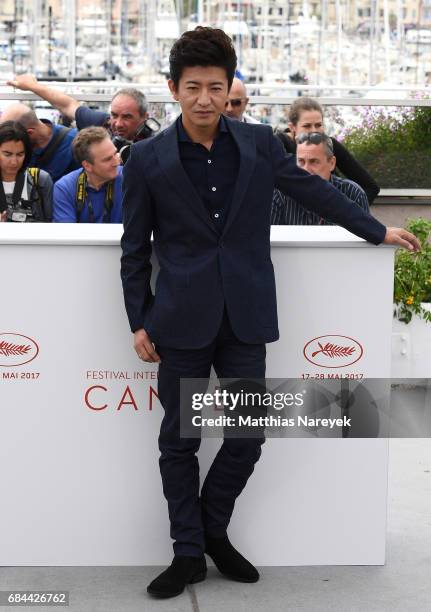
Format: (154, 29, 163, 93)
(120, 116, 386, 349)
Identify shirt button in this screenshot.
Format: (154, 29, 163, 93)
(211, 187, 217, 192)
(214, 213, 220, 218)
(208, 159, 212, 164)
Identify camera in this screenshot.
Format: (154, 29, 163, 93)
(112, 117, 161, 164)
(6, 201, 33, 223)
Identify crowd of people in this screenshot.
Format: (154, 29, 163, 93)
(0, 72, 380, 226)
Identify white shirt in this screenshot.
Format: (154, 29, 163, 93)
(242, 112, 260, 125)
(2, 178, 28, 200)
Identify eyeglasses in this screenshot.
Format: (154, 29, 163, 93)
(225, 98, 246, 108)
(296, 131, 334, 153)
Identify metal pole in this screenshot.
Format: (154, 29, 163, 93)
(335, 0, 342, 89)
(31, 0, 42, 74)
(317, 0, 327, 86)
(68, 0, 76, 80)
(121, 0, 129, 54)
(369, 0, 377, 86)
(48, 5, 53, 76)
(237, 0, 243, 68)
(415, 0, 423, 85)
(106, 0, 112, 66)
(287, 0, 292, 75)
(197, 0, 203, 23)
(383, 0, 391, 82)
(262, 0, 269, 83)
(396, 0, 404, 84)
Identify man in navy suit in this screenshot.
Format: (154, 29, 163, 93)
(120, 27, 419, 599)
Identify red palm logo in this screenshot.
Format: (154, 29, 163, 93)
(304, 335, 363, 368)
(0, 333, 39, 367)
(311, 342, 356, 359)
(0, 341, 32, 357)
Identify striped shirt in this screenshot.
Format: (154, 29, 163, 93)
(271, 174, 369, 225)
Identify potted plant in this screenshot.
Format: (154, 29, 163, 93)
(393, 217, 431, 324)
(392, 218, 431, 378)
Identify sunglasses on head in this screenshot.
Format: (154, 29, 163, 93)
(225, 98, 245, 108)
(296, 131, 333, 153)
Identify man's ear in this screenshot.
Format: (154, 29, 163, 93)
(167, 79, 179, 101)
(82, 159, 91, 174)
(330, 156, 336, 172)
(287, 122, 295, 136)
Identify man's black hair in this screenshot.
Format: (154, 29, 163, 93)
(0, 120, 33, 172)
(169, 27, 237, 89)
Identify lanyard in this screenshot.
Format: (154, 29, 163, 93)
(0, 171, 26, 212)
(75, 170, 114, 223)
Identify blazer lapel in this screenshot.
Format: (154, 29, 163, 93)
(222, 117, 256, 236)
(153, 120, 218, 234)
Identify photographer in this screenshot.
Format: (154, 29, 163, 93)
(0, 121, 53, 223)
(7, 75, 159, 156)
(53, 127, 122, 224)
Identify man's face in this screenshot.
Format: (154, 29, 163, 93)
(290, 110, 324, 137)
(168, 66, 229, 131)
(109, 94, 147, 140)
(224, 80, 248, 120)
(296, 142, 336, 181)
(84, 138, 120, 182)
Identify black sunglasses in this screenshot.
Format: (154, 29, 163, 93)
(296, 131, 334, 153)
(225, 98, 245, 108)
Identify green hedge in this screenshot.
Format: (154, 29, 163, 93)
(342, 105, 431, 188)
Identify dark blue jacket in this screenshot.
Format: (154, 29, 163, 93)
(120, 116, 386, 349)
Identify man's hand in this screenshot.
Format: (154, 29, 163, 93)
(0, 211, 7, 222)
(383, 227, 421, 252)
(134, 328, 161, 363)
(7, 73, 39, 91)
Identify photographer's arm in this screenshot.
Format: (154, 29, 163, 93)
(7, 74, 80, 121)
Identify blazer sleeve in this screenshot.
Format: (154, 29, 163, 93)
(120, 144, 155, 333)
(332, 138, 380, 204)
(269, 130, 386, 245)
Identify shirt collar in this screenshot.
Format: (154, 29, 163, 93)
(177, 114, 228, 143)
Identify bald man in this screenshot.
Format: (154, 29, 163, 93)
(224, 78, 259, 124)
(0, 103, 79, 181)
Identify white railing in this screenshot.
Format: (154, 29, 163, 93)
(0, 91, 431, 107)
(1, 89, 430, 197)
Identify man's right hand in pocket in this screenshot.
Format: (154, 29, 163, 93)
(134, 328, 161, 363)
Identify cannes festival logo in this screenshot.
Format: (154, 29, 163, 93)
(303, 335, 363, 368)
(0, 333, 39, 367)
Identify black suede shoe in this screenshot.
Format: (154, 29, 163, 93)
(147, 555, 207, 598)
(205, 535, 259, 583)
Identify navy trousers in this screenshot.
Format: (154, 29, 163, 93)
(156, 310, 266, 557)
